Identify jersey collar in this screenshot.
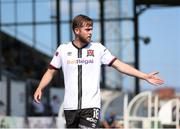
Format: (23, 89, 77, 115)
(72, 41, 89, 50)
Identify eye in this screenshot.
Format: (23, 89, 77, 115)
(86, 28, 92, 31)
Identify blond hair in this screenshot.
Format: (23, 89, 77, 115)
(72, 14, 93, 32)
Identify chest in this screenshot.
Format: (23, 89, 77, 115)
(62, 48, 100, 66)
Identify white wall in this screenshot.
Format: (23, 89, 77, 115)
(0, 76, 7, 115)
(10, 80, 26, 116)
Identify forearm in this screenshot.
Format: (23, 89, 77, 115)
(112, 59, 148, 80)
(37, 69, 56, 91)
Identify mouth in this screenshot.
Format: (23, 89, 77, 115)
(88, 36, 91, 39)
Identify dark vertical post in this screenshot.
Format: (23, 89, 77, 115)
(133, 0, 140, 94)
(0, 0, 2, 81)
(56, 0, 61, 46)
(6, 77, 11, 115)
(55, 0, 62, 89)
(69, 0, 73, 40)
(25, 80, 29, 116)
(99, 0, 106, 88)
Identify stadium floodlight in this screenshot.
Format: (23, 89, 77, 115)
(139, 36, 151, 45)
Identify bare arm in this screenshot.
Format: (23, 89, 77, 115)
(112, 59, 164, 85)
(34, 68, 57, 103)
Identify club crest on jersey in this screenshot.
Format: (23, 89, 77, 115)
(87, 49, 94, 57)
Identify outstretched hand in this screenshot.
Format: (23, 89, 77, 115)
(145, 72, 164, 86)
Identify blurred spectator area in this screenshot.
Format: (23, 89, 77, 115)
(0, 31, 64, 87)
(0, 31, 50, 79)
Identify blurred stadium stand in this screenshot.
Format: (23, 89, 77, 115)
(1, 30, 49, 80)
(0, 30, 64, 87)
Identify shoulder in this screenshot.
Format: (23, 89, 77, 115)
(90, 42, 102, 46)
(90, 42, 105, 49)
(90, 42, 108, 53)
(57, 42, 72, 50)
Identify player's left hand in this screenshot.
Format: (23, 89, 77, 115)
(145, 72, 164, 86)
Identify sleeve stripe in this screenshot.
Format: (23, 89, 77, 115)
(48, 64, 59, 70)
(108, 57, 117, 66)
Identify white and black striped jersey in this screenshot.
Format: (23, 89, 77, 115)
(49, 41, 116, 110)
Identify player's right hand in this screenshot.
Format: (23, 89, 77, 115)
(34, 88, 42, 103)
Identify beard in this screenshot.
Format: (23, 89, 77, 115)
(79, 35, 91, 44)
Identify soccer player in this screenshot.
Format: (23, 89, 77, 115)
(34, 14, 164, 128)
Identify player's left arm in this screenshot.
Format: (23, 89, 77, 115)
(111, 59, 164, 86)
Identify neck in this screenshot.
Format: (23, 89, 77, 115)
(73, 38, 88, 48)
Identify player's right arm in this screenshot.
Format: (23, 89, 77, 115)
(34, 68, 57, 103)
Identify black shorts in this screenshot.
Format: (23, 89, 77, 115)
(64, 108, 100, 128)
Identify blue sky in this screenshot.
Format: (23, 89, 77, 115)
(139, 7, 180, 91)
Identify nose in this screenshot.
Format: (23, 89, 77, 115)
(89, 30, 92, 35)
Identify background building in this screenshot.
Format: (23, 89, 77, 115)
(0, 0, 180, 128)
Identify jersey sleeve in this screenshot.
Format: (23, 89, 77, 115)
(100, 44, 117, 66)
(49, 46, 62, 70)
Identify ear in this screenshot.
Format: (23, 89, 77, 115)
(74, 28, 80, 35)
